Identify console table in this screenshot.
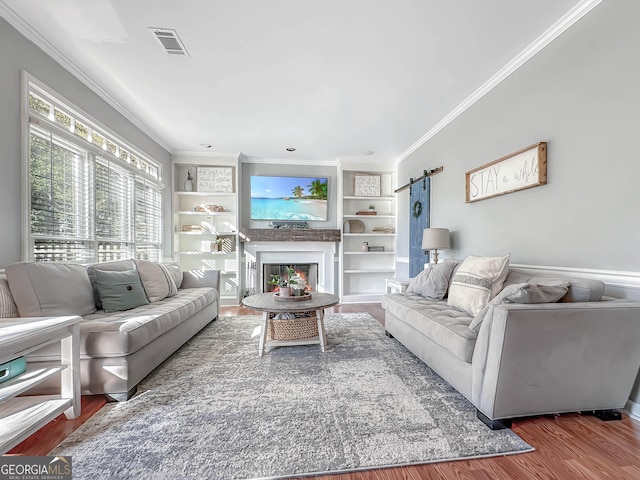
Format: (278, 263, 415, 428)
(0, 316, 82, 454)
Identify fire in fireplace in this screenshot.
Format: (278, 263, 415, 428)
(263, 263, 318, 293)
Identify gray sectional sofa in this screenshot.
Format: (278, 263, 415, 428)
(0, 259, 219, 401)
(382, 257, 640, 429)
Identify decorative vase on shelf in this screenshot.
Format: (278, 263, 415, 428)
(184, 179, 193, 191)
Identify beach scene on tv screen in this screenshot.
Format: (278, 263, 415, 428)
(251, 176, 328, 221)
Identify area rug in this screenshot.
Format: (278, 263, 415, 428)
(52, 313, 533, 479)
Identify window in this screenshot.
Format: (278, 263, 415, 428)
(25, 77, 164, 263)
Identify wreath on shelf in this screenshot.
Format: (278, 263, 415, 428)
(412, 200, 422, 218)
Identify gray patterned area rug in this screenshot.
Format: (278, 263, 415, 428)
(52, 313, 533, 479)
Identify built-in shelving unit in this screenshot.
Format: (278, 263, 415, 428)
(339, 168, 396, 302)
(173, 158, 240, 305)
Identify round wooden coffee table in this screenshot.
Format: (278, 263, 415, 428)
(242, 292, 340, 356)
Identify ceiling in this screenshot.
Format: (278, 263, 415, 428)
(1, 0, 592, 162)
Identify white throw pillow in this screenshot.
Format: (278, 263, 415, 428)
(406, 261, 458, 299)
(447, 254, 510, 316)
(135, 260, 178, 302)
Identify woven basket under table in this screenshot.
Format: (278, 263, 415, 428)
(267, 315, 319, 341)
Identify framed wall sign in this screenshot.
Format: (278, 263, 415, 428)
(196, 167, 234, 193)
(465, 142, 547, 203)
(353, 173, 381, 197)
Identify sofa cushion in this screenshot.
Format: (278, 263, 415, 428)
(86, 259, 136, 309)
(0, 277, 19, 318)
(134, 260, 178, 302)
(469, 282, 569, 333)
(6, 262, 96, 317)
(447, 254, 510, 316)
(406, 261, 457, 299)
(383, 293, 476, 362)
(28, 288, 218, 360)
(94, 269, 149, 313)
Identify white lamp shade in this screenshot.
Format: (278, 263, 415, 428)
(421, 228, 450, 250)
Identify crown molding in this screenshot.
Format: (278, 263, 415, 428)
(0, 2, 173, 154)
(395, 0, 603, 164)
(240, 156, 339, 167)
(172, 150, 240, 158)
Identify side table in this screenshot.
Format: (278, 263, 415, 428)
(0, 315, 82, 454)
(385, 278, 411, 294)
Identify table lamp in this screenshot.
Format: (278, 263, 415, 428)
(421, 228, 450, 264)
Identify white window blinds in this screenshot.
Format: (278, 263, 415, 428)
(26, 79, 164, 263)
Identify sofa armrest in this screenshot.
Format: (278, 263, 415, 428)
(180, 270, 220, 291)
(471, 301, 640, 420)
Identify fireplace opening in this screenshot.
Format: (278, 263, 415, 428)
(263, 263, 318, 293)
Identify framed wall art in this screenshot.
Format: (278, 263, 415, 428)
(196, 166, 234, 193)
(353, 173, 381, 197)
(465, 142, 547, 203)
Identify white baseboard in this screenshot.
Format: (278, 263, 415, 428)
(625, 399, 640, 422)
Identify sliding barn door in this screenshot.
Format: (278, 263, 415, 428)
(409, 179, 430, 277)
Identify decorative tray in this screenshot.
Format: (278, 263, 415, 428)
(274, 292, 313, 302)
(347, 219, 365, 233)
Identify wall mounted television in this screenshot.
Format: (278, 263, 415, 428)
(250, 175, 329, 221)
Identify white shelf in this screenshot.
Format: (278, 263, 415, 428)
(343, 214, 395, 219)
(0, 396, 73, 451)
(0, 316, 81, 454)
(340, 169, 397, 302)
(0, 366, 65, 402)
(175, 251, 237, 256)
(343, 195, 395, 201)
(173, 161, 240, 305)
(343, 233, 395, 237)
(175, 191, 237, 197)
(344, 269, 396, 274)
(175, 231, 237, 236)
(176, 211, 235, 216)
(343, 251, 395, 255)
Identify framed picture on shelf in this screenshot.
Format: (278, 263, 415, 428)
(196, 167, 234, 193)
(353, 174, 381, 197)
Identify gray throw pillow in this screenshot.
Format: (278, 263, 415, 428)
(406, 261, 457, 299)
(94, 269, 149, 313)
(469, 282, 569, 333)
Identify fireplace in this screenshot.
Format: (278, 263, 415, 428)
(263, 263, 318, 293)
(243, 241, 336, 296)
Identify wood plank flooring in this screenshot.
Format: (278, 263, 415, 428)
(8, 303, 640, 479)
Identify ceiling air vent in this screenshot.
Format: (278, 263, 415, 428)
(149, 28, 189, 56)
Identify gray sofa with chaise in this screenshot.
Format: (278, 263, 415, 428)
(382, 255, 640, 429)
(0, 259, 219, 401)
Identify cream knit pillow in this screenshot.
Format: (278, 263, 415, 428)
(447, 254, 510, 316)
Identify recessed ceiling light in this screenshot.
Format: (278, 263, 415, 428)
(286, 147, 296, 152)
(363, 150, 374, 156)
(200, 143, 212, 148)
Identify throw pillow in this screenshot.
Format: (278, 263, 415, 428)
(406, 261, 458, 299)
(0, 277, 19, 318)
(468, 282, 570, 333)
(134, 260, 178, 302)
(94, 269, 149, 313)
(86, 259, 136, 309)
(447, 254, 510, 316)
(160, 261, 183, 289)
(6, 262, 96, 317)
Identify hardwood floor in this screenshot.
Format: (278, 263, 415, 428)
(8, 303, 640, 479)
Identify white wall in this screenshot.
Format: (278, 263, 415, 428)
(0, 17, 172, 266)
(397, 0, 640, 273)
(397, 0, 640, 405)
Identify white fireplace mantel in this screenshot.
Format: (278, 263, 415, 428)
(244, 242, 337, 294)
